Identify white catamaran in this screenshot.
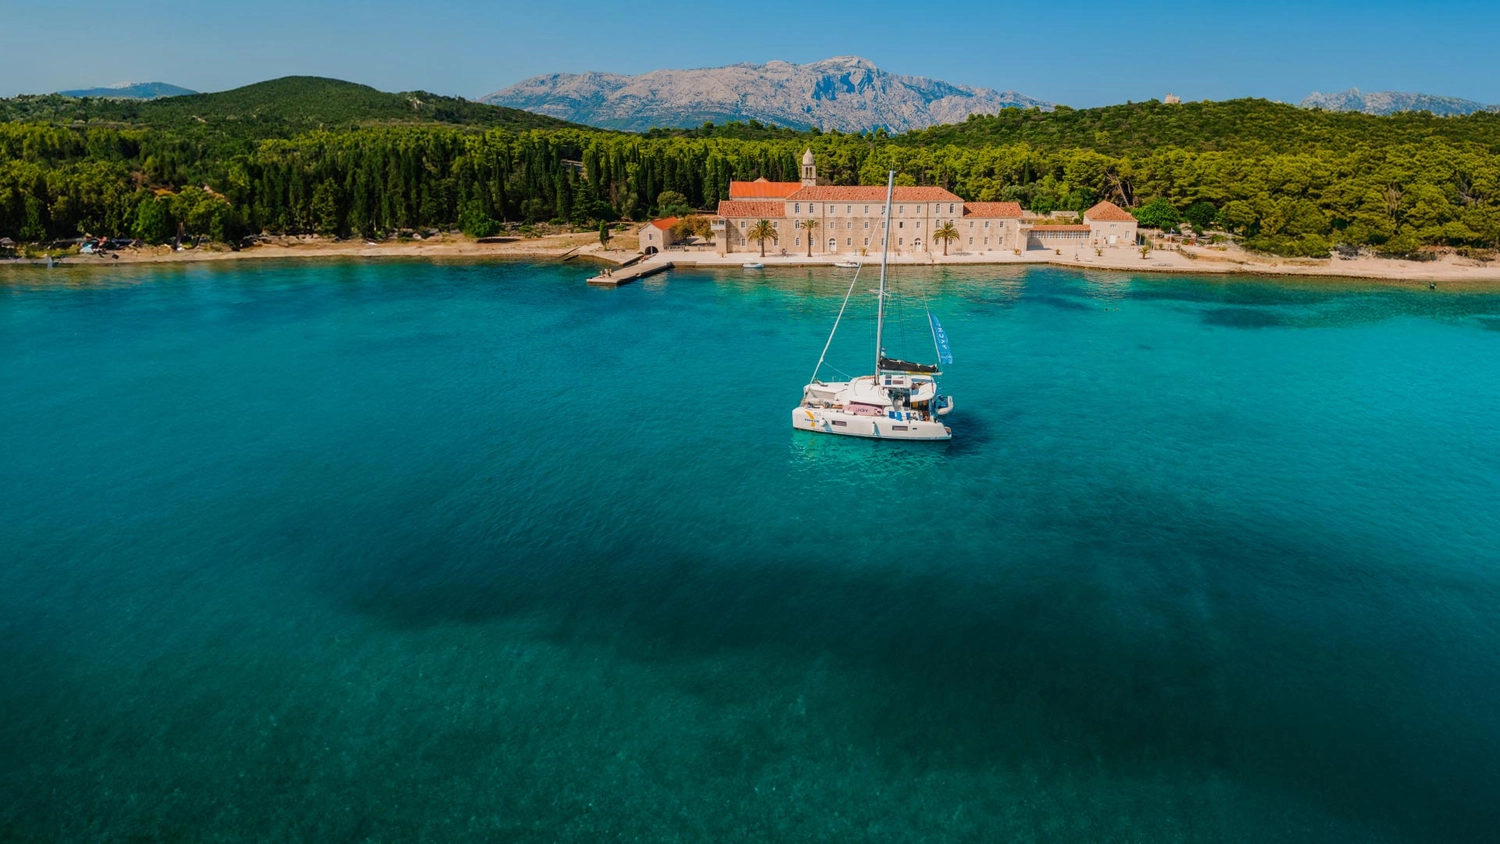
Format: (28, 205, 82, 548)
(792, 172, 954, 441)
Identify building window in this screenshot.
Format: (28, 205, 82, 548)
(864, 221, 870, 229)
(863, 238, 869, 246)
(810, 204, 817, 213)
(898, 206, 904, 214)
(968, 237, 973, 244)
(794, 203, 800, 213)
(916, 222, 922, 229)
(984, 221, 990, 228)
(949, 204, 955, 213)
(772, 221, 778, 229)
(898, 238, 903, 245)
(846, 238, 852, 246)
(898, 221, 904, 228)
(846, 206, 852, 213)
(796, 237, 801, 246)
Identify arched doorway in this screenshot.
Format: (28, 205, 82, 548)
(644, 246, 658, 255)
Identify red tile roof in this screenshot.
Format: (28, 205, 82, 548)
(785, 185, 964, 203)
(716, 200, 785, 219)
(649, 217, 679, 230)
(729, 179, 803, 199)
(1084, 200, 1137, 222)
(1030, 224, 1092, 232)
(963, 202, 1024, 218)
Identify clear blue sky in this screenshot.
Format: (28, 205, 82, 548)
(3, 0, 1496, 107)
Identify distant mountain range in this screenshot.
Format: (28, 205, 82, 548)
(481, 56, 1052, 133)
(1300, 88, 1500, 116)
(57, 82, 197, 100)
(4, 77, 577, 135)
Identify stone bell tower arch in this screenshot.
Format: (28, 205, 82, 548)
(801, 149, 817, 186)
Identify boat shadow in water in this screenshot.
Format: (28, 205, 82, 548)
(326, 479, 1500, 844)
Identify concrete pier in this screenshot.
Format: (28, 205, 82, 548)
(587, 260, 672, 286)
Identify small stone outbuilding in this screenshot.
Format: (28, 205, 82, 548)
(1084, 201, 1139, 247)
(638, 217, 678, 254)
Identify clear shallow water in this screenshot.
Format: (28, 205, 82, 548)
(2, 260, 1499, 842)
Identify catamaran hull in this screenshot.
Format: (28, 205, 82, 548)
(792, 408, 951, 441)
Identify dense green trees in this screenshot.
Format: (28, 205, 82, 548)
(1183, 200, 1218, 233)
(3, 97, 1500, 258)
(1133, 197, 1181, 230)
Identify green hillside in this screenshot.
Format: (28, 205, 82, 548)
(900, 98, 1500, 155)
(0, 76, 581, 136)
(4, 85, 1499, 258)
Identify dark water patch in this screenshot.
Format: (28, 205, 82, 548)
(1201, 306, 1288, 329)
(321, 480, 1500, 844)
(1027, 293, 1096, 312)
(1478, 316, 1500, 331)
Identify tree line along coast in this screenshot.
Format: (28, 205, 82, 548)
(2, 77, 1499, 267)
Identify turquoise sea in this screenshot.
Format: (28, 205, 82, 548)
(2, 260, 1499, 842)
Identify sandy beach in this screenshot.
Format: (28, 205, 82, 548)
(6, 228, 1499, 287)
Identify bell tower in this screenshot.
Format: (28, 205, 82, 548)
(801, 149, 817, 186)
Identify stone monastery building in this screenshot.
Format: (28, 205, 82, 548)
(664, 149, 1138, 256)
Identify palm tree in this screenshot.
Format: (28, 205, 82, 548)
(933, 221, 960, 256)
(748, 220, 777, 257)
(799, 218, 820, 257)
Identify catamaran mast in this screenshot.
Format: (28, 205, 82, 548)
(875, 171, 894, 373)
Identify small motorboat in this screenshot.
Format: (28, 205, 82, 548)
(833, 261, 861, 269)
(741, 262, 765, 269)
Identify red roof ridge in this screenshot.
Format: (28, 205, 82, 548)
(1084, 200, 1137, 222)
(786, 185, 964, 203)
(729, 179, 803, 198)
(716, 200, 785, 218)
(963, 202, 1024, 218)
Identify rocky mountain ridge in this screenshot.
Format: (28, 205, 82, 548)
(481, 56, 1051, 133)
(1300, 87, 1499, 116)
